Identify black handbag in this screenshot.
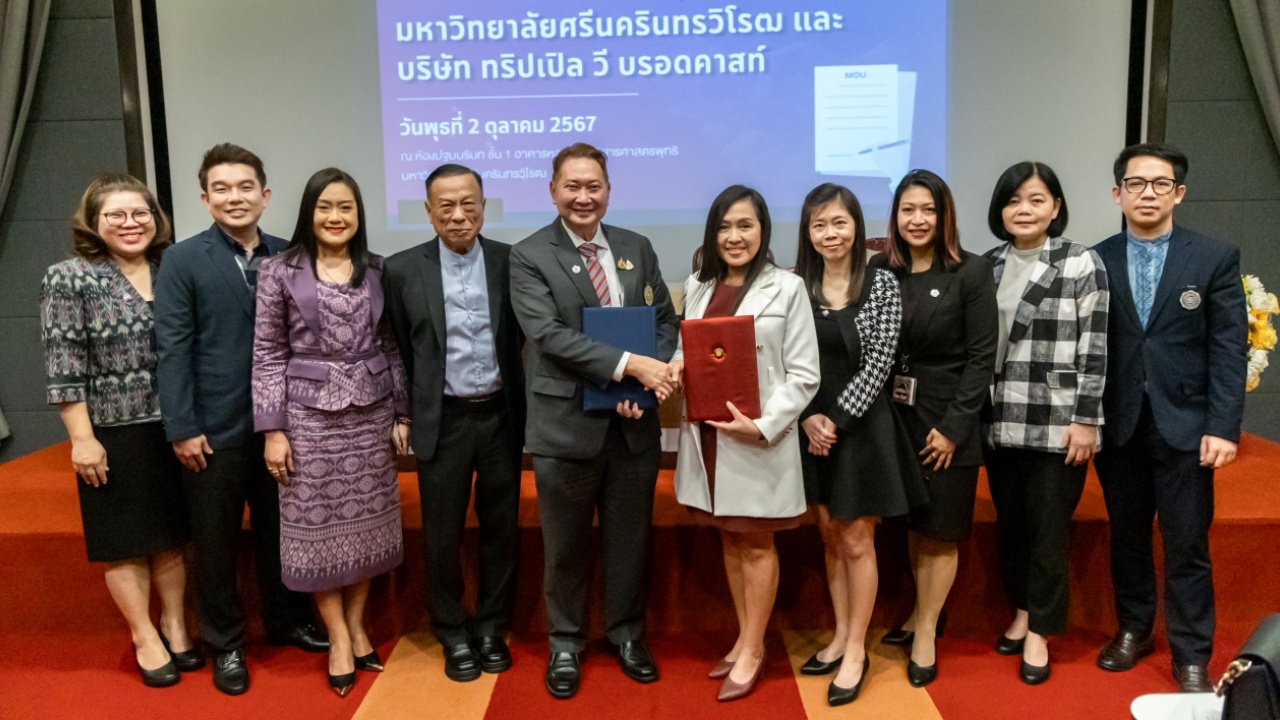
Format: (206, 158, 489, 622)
(1218, 613, 1280, 720)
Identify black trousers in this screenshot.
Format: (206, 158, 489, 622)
(417, 398, 522, 646)
(985, 446, 1087, 637)
(1094, 402, 1216, 666)
(181, 437, 313, 653)
(533, 419, 660, 654)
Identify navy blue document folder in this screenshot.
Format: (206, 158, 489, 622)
(582, 306, 658, 411)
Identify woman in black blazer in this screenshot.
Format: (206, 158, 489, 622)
(871, 170, 998, 687)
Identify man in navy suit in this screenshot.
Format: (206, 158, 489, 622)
(155, 144, 326, 695)
(1092, 143, 1247, 692)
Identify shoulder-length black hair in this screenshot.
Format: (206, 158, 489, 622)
(282, 168, 372, 287)
(987, 161, 1069, 242)
(696, 185, 774, 297)
(794, 183, 867, 305)
(885, 169, 963, 272)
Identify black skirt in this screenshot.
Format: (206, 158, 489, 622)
(908, 464, 980, 542)
(78, 422, 189, 562)
(802, 392, 929, 520)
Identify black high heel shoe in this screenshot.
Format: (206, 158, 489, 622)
(800, 652, 843, 676)
(135, 645, 180, 688)
(995, 635, 1026, 656)
(827, 657, 869, 706)
(881, 609, 948, 647)
(329, 670, 356, 698)
(1020, 658, 1050, 685)
(907, 635, 938, 688)
(160, 634, 206, 672)
(355, 649, 384, 673)
(907, 658, 937, 687)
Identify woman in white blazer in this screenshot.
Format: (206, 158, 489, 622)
(668, 185, 819, 702)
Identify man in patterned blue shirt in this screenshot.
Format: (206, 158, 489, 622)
(1091, 143, 1247, 693)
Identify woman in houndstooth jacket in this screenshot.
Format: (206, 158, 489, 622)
(793, 183, 927, 706)
(980, 162, 1109, 685)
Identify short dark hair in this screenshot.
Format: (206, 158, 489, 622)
(1113, 142, 1188, 186)
(987, 161, 1070, 242)
(198, 143, 267, 191)
(695, 185, 773, 307)
(71, 173, 172, 264)
(884, 169, 964, 272)
(794, 183, 868, 304)
(425, 163, 483, 199)
(282, 168, 373, 288)
(552, 142, 609, 183)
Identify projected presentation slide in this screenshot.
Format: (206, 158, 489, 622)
(376, 1, 946, 229)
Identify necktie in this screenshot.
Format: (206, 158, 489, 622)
(578, 242, 612, 306)
(1135, 243, 1156, 328)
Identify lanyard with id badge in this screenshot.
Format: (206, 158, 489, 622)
(893, 279, 937, 407)
(892, 351, 917, 406)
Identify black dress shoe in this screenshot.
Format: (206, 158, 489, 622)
(355, 649, 384, 673)
(1173, 664, 1212, 693)
(800, 653, 843, 675)
(443, 642, 481, 682)
(476, 636, 512, 674)
(267, 623, 330, 654)
(616, 640, 658, 683)
(545, 652, 581, 699)
(1096, 630, 1155, 672)
(160, 635, 206, 672)
(213, 648, 249, 695)
(136, 646, 180, 688)
(329, 670, 356, 698)
(907, 659, 937, 687)
(827, 657, 868, 706)
(881, 610, 948, 647)
(995, 635, 1026, 656)
(1020, 658, 1050, 685)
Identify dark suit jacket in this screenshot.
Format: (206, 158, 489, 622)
(509, 219, 679, 460)
(383, 236, 526, 461)
(1094, 225, 1247, 451)
(155, 223, 287, 450)
(870, 250, 999, 466)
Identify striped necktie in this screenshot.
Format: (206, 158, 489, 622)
(578, 242, 612, 306)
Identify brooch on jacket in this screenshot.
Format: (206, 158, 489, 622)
(617, 258, 635, 271)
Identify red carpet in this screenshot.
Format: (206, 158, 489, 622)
(483, 634, 807, 720)
(2, 435, 1279, 719)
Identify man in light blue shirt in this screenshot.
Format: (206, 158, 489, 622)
(1125, 227, 1171, 329)
(1093, 143, 1247, 693)
(384, 165, 527, 683)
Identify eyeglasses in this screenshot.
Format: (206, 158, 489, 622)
(1121, 177, 1179, 195)
(100, 209, 154, 227)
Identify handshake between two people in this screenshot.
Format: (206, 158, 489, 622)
(616, 354, 676, 419)
(619, 356, 764, 447)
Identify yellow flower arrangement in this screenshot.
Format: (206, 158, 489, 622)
(1242, 275, 1279, 391)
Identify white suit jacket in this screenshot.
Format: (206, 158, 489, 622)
(673, 265, 820, 518)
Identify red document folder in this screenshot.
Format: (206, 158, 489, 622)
(681, 315, 762, 422)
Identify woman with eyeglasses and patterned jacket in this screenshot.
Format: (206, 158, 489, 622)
(41, 174, 199, 688)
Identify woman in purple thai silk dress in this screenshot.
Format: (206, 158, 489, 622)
(251, 168, 409, 697)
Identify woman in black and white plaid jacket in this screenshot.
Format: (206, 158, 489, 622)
(981, 162, 1109, 685)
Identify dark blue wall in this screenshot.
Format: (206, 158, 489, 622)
(1165, 0, 1280, 440)
(0, 0, 128, 462)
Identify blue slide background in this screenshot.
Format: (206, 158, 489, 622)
(376, 1, 946, 229)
